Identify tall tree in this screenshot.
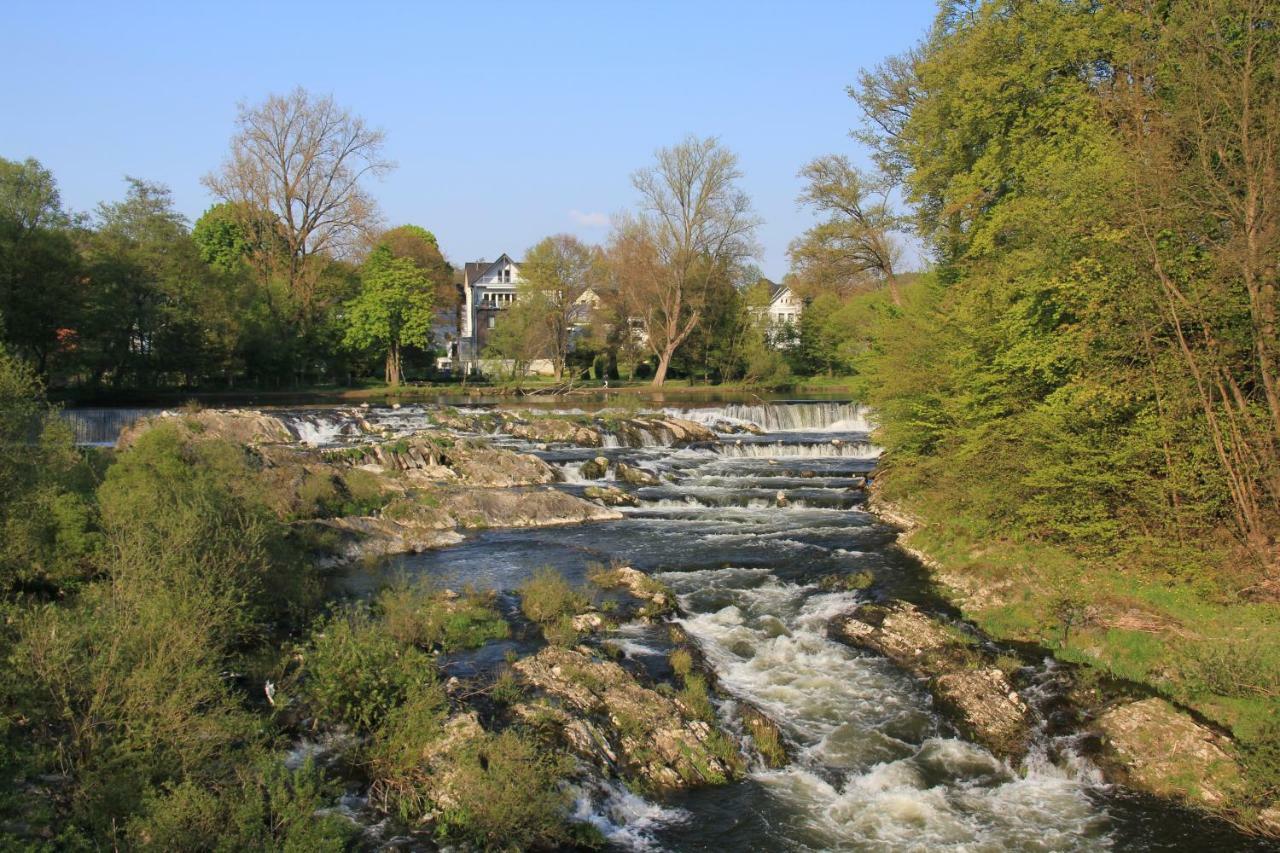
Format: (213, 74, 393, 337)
(611, 136, 759, 386)
(519, 234, 604, 379)
(203, 87, 393, 319)
(0, 158, 80, 375)
(343, 246, 434, 386)
(788, 155, 905, 305)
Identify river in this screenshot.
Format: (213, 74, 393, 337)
(74, 398, 1271, 850)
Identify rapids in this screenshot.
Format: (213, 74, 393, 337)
(356, 399, 1264, 851)
(66, 398, 1269, 849)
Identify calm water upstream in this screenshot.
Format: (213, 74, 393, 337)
(100, 400, 1271, 850)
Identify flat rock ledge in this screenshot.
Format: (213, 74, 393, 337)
(513, 645, 741, 791)
(318, 488, 621, 561)
(837, 601, 1031, 759)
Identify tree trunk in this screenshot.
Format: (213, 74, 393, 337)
(652, 345, 675, 386)
(386, 342, 401, 387)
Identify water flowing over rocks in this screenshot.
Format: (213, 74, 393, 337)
(110, 401, 1274, 847)
(837, 601, 1031, 758)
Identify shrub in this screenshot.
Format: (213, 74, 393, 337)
(542, 614, 583, 647)
(434, 730, 575, 849)
(366, 681, 451, 821)
(127, 757, 354, 852)
(669, 648, 694, 679)
(376, 579, 509, 653)
(302, 605, 439, 733)
(518, 567, 587, 625)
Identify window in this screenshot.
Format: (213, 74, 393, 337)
(488, 316, 495, 329)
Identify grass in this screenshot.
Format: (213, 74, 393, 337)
(518, 567, 588, 625)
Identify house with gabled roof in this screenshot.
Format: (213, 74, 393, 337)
(454, 253, 521, 369)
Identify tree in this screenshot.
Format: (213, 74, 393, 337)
(343, 246, 434, 386)
(375, 224, 455, 312)
(519, 235, 604, 379)
(484, 296, 550, 386)
(203, 88, 393, 318)
(611, 136, 759, 386)
(0, 157, 80, 375)
(788, 155, 905, 305)
(0, 157, 66, 231)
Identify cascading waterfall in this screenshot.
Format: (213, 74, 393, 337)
(61, 407, 160, 445)
(714, 440, 882, 459)
(336, 396, 1264, 850)
(669, 401, 874, 433)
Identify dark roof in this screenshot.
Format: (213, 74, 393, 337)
(463, 253, 521, 285)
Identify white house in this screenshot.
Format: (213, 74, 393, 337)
(760, 282, 803, 348)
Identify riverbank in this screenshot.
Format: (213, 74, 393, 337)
(867, 485, 1280, 836)
(50, 375, 861, 408)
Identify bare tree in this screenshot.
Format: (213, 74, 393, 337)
(203, 87, 393, 318)
(519, 234, 604, 379)
(788, 155, 904, 305)
(612, 136, 759, 386)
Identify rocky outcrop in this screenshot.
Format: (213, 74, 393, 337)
(323, 437, 556, 488)
(117, 408, 294, 449)
(509, 419, 603, 447)
(615, 462, 659, 486)
(317, 488, 621, 561)
(604, 416, 716, 447)
(513, 646, 741, 790)
(837, 601, 1031, 758)
(1092, 698, 1242, 809)
(583, 485, 636, 507)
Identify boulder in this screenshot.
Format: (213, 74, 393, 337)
(579, 456, 610, 480)
(1093, 698, 1242, 809)
(514, 646, 741, 790)
(615, 462, 659, 486)
(838, 601, 1031, 757)
(583, 485, 638, 507)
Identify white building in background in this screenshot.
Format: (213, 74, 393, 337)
(762, 282, 803, 348)
(450, 253, 600, 376)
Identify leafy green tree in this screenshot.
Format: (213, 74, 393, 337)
(0, 157, 81, 375)
(343, 245, 435, 386)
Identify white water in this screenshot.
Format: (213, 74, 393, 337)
(713, 440, 882, 459)
(669, 402, 874, 433)
(657, 569, 1112, 851)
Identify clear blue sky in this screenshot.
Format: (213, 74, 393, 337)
(2, 1, 937, 278)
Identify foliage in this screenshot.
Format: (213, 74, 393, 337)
(375, 578, 509, 652)
(518, 567, 588, 625)
(0, 345, 99, 591)
(432, 729, 576, 850)
(344, 245, 436, 386)
(126, 758, 355, 852)
(300, 604, 440, 733)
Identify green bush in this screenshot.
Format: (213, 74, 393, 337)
(376, 579, 508, 652)
(434, 730, 575, 849)
(301, 605, 439, 733)
(518, 567, 587, 625)
(366, 681, 451, 821)
(127, 758, 354, 852)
